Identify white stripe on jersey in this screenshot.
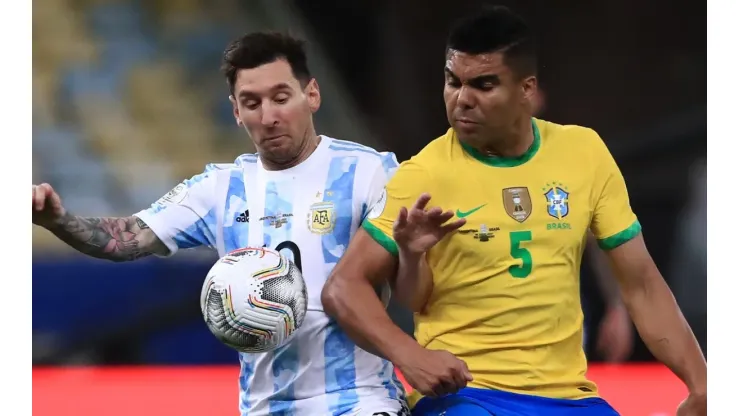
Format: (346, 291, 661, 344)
(135, 136, 406, 416)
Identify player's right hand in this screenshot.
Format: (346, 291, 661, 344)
(32, 183, 67, 228)
(393, 193, 466, 255)
(395, 347, 473, 398)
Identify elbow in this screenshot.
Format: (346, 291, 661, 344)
(321, 276, 344, 319)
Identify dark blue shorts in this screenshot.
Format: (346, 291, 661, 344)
(412, 387, 619, 416)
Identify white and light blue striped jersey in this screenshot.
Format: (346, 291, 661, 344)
(134, 136, 408, 416)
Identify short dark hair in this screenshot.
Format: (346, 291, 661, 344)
(220, 31, 312, 94)
(446, 6, 537, 79)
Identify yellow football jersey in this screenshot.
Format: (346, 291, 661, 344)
(363, 118, 640, 402)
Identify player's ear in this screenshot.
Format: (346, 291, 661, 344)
(521, 76, 537, 103)
(229, 95, 242, 126)
(305, 78, 321, 113)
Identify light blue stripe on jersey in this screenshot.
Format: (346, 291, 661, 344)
(328, 142, 398, 221)
(263, 180, 294, 249)
(239, 353, 256, 411)
(329, 140, 398, 182)
(235, 153, 258, 166)
(321, 156, 357, 264)
(380, 152, 399, 175)
(378, 360, 404, 404)
(324, 322, 359, 414)
(328, 140, 397, 168)
(322, 155, 359, 414)
(218, 168, 250, 411)
(171, 214, 216, 248)
(329, 138, 378, 149)
(269, 342, 301, 414)
(223, 169, 249, 252)
(148, 169, 211, 216)
(328, 144, 381, 158)
(264, 179, 300, 414)
(167, 171, 217, 248)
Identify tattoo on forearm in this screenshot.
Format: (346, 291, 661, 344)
(51, 214, 158, 262)
(135, 217, 150, 230)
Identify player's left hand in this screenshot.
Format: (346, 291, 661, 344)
(677, 392, 707, 416)
(393, 193, 466, 255)
(596, 303, 633, 363)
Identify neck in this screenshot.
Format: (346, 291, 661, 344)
(261, 132, 321, 171)
(475, 117, 534, 158)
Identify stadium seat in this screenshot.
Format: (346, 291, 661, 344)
(33, 0, 98, 72)
(33, 0, 272, 233)
(124, 62, 221, 176)
(73, 94, 152, 163)
(33, 69, 60, 127)
(33, 127, 118, 226)
(86, 1, 146, 41)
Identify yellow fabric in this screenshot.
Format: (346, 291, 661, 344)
(363, 119, 639, 402)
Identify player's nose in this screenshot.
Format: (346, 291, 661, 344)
(456, 86, 476, 110)
(260, 108, 280, 127)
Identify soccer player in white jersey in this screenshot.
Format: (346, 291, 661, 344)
(32, 32, 408, 416)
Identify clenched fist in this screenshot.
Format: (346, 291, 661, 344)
(32, 183, 66, 228)
(395, 346, 473, 397)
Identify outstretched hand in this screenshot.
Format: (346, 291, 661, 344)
(32, 183, 66, 228)
(393, 193, 466, 255)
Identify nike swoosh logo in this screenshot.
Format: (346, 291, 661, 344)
(456, 204, 487, 218)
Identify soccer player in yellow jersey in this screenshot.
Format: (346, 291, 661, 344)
(322, 6, 707, 416)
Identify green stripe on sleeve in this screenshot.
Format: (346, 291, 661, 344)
(597, 220, 642, 250)
(361, 221, 399, 256)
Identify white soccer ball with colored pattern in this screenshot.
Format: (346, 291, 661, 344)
(200, 247, 308, 353)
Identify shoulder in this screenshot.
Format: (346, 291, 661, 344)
(535, 118, 605, 148)
(381, 131, 452, 191)
(396, 129, 455, 173)
(324, 136, 399, 172)
(201, 153, 256, 173)
(203, 153, 262, 176)
(183, 156, 252, 191)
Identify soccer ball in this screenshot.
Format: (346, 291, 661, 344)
(200, 247, 308, 353)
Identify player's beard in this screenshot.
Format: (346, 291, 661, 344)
(259, 132, 318, 169)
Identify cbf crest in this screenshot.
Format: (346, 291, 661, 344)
(543, 182, 569, 220)
(502, 187, 532, 223)
(307, 201, 336, 234)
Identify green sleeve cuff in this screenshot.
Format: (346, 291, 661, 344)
(597, 220, 642, 250)
(361, 221, 399, 256)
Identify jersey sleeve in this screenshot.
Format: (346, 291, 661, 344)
(134, 168, 219, 256)
(589, 132, 642, 250)
(361, 158, 433, 256)
(360, 151, 399, 222)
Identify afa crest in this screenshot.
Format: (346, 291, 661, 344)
(308, 201, 336, 234)
(543, 182, 570, 220)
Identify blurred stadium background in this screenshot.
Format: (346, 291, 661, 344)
(32, 0, 706, 414)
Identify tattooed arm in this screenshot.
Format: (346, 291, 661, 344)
(33, 183, 169, 262)
(48, 214, 169, 262)
(35, 171, 216, 261)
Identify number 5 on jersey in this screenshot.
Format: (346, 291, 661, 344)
(509, 231, 533, 278)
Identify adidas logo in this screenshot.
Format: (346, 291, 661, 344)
(236, 210, 249, 223)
